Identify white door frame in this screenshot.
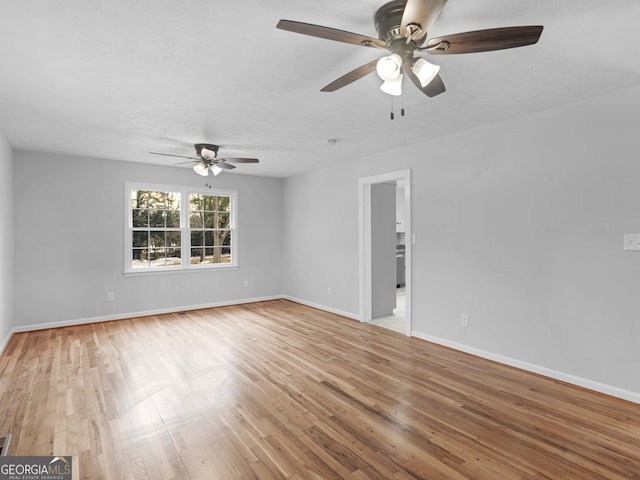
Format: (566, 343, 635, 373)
(359, 169, 412, 336)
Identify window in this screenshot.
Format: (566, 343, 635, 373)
(131, 189, 182, 268)
(125, 183, 237, 273)
(189, 193, 233, 266)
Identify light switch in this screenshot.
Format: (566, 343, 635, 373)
(623, 234, 640, 251)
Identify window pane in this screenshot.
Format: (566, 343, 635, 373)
(148, 191, 167, 209)
(190, 194, 203, 211)
(137, 245, 182, 267)
(213, 230, 229, 246)
(211, 247, 231, 264)
(166, 210, 180, 228)
(203, 195, 217, 211)
(166, 231, 181, 247)
(149, 210, 165, 228)
(204, 231, 214, 246)
(166, 248, 181, 266)
(132, 209, 148, 228)
(190, 247, 204, 264)
(149, 249, 180, 267)
(191, 231, 203, 246)
(132, 248, 149, 268)
(132, 190, 148, 209)
(150, 231, 166, 247)
(132, 231, 148, 248)
(218, 196, 230, 212)
(217, 212, 230, 228)
(190, 212, 203, 228)
(204, 212, 216, 228)
(166, 192, 181, 210)
(149, 247, 165, 262)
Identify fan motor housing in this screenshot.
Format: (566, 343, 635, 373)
(374, 0, 408, 43)
(195, 143, 219, 157)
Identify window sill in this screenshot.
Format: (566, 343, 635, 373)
(124, 264, 239, 276)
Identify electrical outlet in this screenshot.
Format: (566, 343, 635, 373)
(107, 292, 115, 302)
(461, 314, 469, 327)
(327, 287, 332, 295)
(243, 280, 249, 288)
(623, 234, 640, 251)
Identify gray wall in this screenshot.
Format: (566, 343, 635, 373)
(371, 183, 396, 318)
(282, 165, 359, 316)
(0, 133, 13, 349)
(283, 85, 640, 398)
(13, 151, 284, 328)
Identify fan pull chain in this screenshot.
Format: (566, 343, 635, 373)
(389, 95, 405, 120)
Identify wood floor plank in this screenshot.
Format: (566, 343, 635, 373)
(0, 299, 639, 479)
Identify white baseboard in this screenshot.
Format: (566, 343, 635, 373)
(282, 295, 361, 322)
(9, 295, 283, 335)
(413, 331, 640, 405)
(0, 330, 12, 356)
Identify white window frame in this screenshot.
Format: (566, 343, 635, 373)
(124, 182, 238, 274)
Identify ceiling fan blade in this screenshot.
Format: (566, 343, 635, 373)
(276, 19, 386, 49)
(173, 160, 200, 165)
(403, 63, 446, 97)
(321, 59, 379, 92)
(422, 73, 446, 97)
(215, 161, 236, 170)
(149, 152, 199, 161)
(401, 0, 447, 41)
(425, 26, 543, 55)
(223, 157, 259, 164)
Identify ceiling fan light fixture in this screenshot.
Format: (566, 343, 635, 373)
(210, 164, 223, 176)
(376, 54, 403, 82)
(193, 162, 209, 176)
(412, 58, 440, 88)
(380, 76, 403, 96)
(200, 147, 216, 160)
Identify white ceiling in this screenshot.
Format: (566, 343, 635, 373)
(1, 1, 639, 178)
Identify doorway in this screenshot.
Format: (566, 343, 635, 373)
(359, 169, 411, 336)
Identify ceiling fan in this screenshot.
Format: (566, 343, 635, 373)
(276, 0, 543, 98)
(150, 144, 259, 176)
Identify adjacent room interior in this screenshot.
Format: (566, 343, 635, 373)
(1, 1, 639, 478)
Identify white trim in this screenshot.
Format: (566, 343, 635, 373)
(358, 169, 412, 336)
(413, 331, 640, 405)
(9, 295, 282, 334)
(283, 295, 360, 321)
(0, 331, 12, 356)
(124, 265, 239, 277)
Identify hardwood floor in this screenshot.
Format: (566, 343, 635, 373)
(0, 299, 638, 479)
